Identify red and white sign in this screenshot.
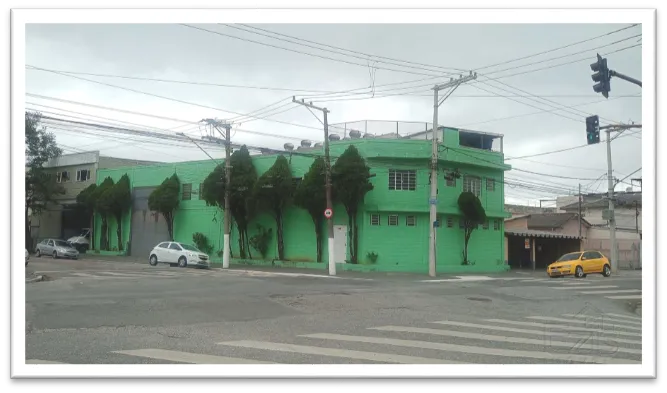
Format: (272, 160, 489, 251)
(324, 208, 333, 219)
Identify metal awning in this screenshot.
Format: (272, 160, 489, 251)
(505, 229, 582, 240)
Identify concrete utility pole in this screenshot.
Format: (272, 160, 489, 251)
(578, 183, 582, 239)
(203, 118, 233, 269)
(429, 72, 478, 277)
(292, 97, 336, 276)
(599, 123, 642, 273)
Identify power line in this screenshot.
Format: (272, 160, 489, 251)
(505, 131, 638, 160)
(180, 24, 456, 79)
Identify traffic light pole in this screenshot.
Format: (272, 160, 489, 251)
(609, 70, 642, 88)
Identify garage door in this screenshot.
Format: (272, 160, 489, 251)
(130, 187, 171, 258)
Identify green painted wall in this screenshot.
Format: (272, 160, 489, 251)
(94, 132, 510, 273)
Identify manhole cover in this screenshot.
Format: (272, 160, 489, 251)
(467, 296, 492, 302)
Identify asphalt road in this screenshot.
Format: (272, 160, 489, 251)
(24, 257, 643, 366)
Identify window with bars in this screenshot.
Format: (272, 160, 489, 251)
(446, 217, 454, 228)
(370, 214, 380, 226)
(483, 220, 489, 230)
(388, 214, 399, 226)
(493, 219, 500, 230)
(198, 183, 205, 200)
(463, 175, 482, 197)
(76, 169, 91, 182)
(388, 169, 416, 191)
(446, 175, 456, 187)
(182, 183, 192, 200)
(486, 178, 496, 192)
(406, 215, 416, 227)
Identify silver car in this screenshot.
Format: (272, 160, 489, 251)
(35, 239, 80, 259)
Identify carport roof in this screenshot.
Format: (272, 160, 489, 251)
(505, 229, 582, 240)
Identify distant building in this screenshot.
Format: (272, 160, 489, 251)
(28, 151, 159, 244)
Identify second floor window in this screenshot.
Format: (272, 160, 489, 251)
(463, 175, 481, 197)
(486, 178, 496, 192)
(388, 169, 416, 191)
(76, 169, 91, 182)
(56, 171, 70, 183)
(182, 183, 192, 200)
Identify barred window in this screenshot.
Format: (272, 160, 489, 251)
(493, 219, 500, 230)
(486, 178, 496, 192)
(463, 175, 482, 197)
(388, 169, 416, 191)
(370, 214, 380, 226)
(483, 220, 489, 230)
(446, 175, 456, 187)
(182, 183, 192, 200)
(388, 214, 399, 226)
(406, 215, 416, 227)
(446, 217, 454, 228)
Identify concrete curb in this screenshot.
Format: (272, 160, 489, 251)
(25, 275, 44, 284)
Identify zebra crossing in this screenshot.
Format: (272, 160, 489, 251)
(52, 268, 220, 280)
(26, 312, 642, 365)
(518, 276, 642, 301)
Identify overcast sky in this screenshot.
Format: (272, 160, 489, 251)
(24, 23, 643, 206)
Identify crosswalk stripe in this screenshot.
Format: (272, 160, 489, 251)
(560, 282, 593, 286)
(562, 314, 642, 326)
(606, 313, 642, 321)
(485, 319, 641, 337)
(72, 273, 102, 278)
(26, 359, 65, 364)
(520, 279, 551, 283)
(550, 285, 618, 290)
(525, 316, 641, 331)
(430, 320, 641, 345)
(606, 295, 642, 300)
(97, 272, 157, 277)
(579, 288, 642, 295)
(301, 333, 639, 364)
(114, 348, 272, 364)
(369, 326, 641, 355)
(217, 340, 460, 364)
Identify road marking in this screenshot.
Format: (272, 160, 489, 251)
(525, 316, 641, 331)
(301, 333, 639, 364)
(606, 313, 642, 321)
(218, 340, 458, 364)
(369, 326, 641, 355)
(550, 285, 618, 290)
(485, 319, 641, 337)
(430, 320, 641, 345)
(606, 295, 642, 300)
(72, 273, 102, 278)
(560, 282, 593, 286)
(562, 314, 642, 326)
(114, 349, 272, 364)
(578, 289, 642, 295)
(520, 279, 552, 283)
(26, 359, 66, 364)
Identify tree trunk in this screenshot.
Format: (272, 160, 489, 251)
(89, 214, 95, 250)
(115, 213, 123, 251)
(353, 216, 359, 265)
(312, 215, 323, 262)
(276, 211, 285, 261)
(463, 226, 472, 264)
(238, 225, 246, 259)
(347, 211, 354, 263)
(101, 216, 108, 251)
(244, 227, 252, 259)
(164, 212, 174, 241)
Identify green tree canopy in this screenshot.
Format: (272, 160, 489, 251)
(293, 156, 327, 262)
(457, 191, 487, 265)
(148, 174, 180, 241)
(229, 146, 258, 258)
(76, 183, 98, 249)
(331, 145, 374, 263)
(93, 177, 115, 250)
(254, 155, 294, 261)
(98, 174, 132, 251)
(25, 111, 64, 249)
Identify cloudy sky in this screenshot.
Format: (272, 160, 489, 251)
(24, 23, 643, 206)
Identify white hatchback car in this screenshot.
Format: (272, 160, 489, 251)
(148, 241, 210, 268)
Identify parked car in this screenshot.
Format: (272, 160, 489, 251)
(34, 238, 80, 260)
(67, 228, 91, 253)
(547, 250, 611, 278)
(25, 249, 29, 266)
(148, 241, 210, 268)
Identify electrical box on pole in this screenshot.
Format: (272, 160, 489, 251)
(585, 115, 600, 145)
(591, 53, 611, 98)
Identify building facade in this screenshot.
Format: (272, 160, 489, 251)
(93, 127, 511, 273)
(28, 151, 158, 244)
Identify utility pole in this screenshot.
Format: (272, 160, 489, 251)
(429, 72, 478, 277)
(578, 183, 582, 239)
(292, 97, 336, 276)
(203, 118, 233, 269)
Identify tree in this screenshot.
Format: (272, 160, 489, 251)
(201, 146, 258, 259)
(76, 183, 97, 249)
(25, 111, 65, 250)
(93, 177, 115, 250)
(98, 174, 132, 251)
(254, 155, 294, 261)
(331, 145, 374, 264)
(457, 191, 487, 265)
(293, 157, 327, 262)
(148, 174, 180, 241)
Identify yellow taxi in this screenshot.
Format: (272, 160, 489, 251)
(547, 250, 611, 279)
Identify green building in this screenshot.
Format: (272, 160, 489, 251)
(93, 126, 511, 274)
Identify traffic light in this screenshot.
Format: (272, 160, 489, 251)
(586, 115, 600, 145)
(591, 53, 611, 98)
